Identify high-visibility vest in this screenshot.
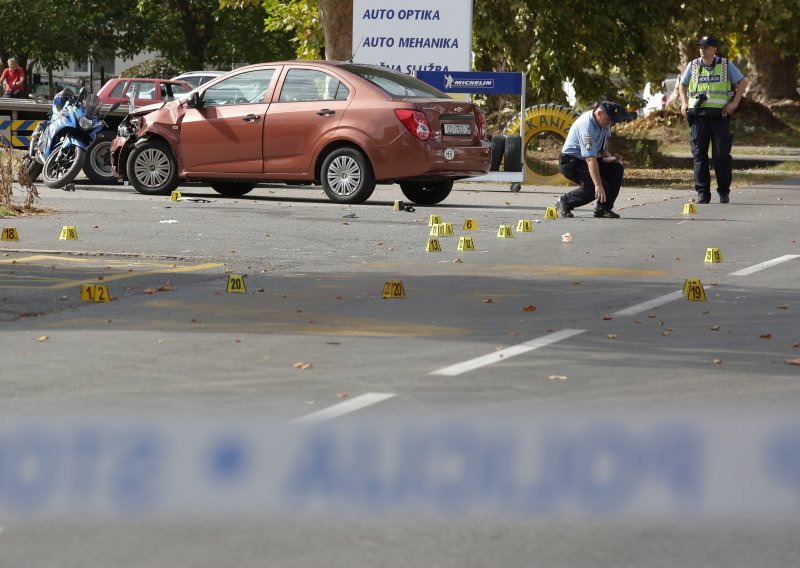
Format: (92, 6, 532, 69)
(688, 57, 732, 115)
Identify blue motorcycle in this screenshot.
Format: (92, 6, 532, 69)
(24, 87, 119, 189)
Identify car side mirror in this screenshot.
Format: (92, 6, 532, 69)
(187, 91, 204, 109)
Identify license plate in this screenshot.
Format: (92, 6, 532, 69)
(443, 123, 471, 136)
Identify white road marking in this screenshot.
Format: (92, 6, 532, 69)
(613, 290, 685, 316)
(290, 393, 395, 425)
(431, 329, 586, 376)
(729, 255, 799, 276)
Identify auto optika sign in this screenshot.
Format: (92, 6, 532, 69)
(352, 0, 473, 75)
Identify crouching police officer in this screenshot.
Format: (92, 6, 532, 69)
(679, 35, 748, 204)
(556, 101, 625, 218)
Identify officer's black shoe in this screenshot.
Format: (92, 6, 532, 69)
(719, 193, 730, 203)
(593, 208, 620, 218)
(555, 199, 574, 218)
(697, 193, 711, 204)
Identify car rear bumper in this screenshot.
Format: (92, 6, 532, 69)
(368, 138, 491, 181)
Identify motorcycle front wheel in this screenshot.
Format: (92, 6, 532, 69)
(43, 142, 86, 189)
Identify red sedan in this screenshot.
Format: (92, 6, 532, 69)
(110, 61, 491, 204)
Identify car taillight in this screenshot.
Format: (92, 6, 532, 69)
(477, 110, 486, 140)
(661, 95, 667, 107)
(394, 109, 431, 141)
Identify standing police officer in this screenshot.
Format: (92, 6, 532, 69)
(556, 101, 625, 218)
(679, 35, 748, 204)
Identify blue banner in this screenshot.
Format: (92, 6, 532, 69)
(416, 71, 523, 95)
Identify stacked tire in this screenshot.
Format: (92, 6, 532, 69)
(488, 133, 523, 172)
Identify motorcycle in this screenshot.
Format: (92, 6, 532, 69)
(23, 87, 119, 189)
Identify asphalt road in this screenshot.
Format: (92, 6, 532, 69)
(1, 176, 799, 567)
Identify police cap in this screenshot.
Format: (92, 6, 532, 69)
(598, 101, 625, 124)
(697, 35, 719, 47)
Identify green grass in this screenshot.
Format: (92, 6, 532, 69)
(0, 207, 17, 217)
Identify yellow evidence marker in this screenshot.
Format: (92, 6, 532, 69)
(81, 285, 110, 302)
(430, 223, 447, 237)
(226, 274, 247, 293)
(683, 203, 697, 214)
(59, 226, 78, 240)
(382, 280, 406, 298)
(545, 207, 558, 219)
(443, 223, 454, 236)
(393, 200, 404, 211)
(462, 218, 477, 231)
(1, 227, 19, 241)
(425, 238, 442, 252)
(683, 278, 707, 301)
(170, 190, 182, 202)
(516, 219, 533, 232)
(497, 224, 513, 238)
(704, 248, 723, 263)
(457, 236, 475, 251)
(428, 214, 442, 226)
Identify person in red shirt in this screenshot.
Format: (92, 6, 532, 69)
(1, 58, 26, 98)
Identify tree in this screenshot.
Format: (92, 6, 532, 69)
(137, 0, 294, 70)
(0, 0, 143, 92)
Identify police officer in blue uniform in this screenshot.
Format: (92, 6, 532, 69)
(556, 101, 625, 218)
(679, 35, 748, 204)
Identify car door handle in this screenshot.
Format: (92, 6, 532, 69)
(242, 114, 261, 122)
(316, 109, 336, 116)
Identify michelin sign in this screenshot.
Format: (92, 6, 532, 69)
(352, 0, 473, 74)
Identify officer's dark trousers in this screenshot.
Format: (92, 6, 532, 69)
(688, 114, 732, 198)
(558, 155, 624, 211)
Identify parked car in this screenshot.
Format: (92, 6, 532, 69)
(642, 75, 680, 116)
(97, 78, 192, 108)
(111, 61, 491, 204)
(172, 70, 226, 89)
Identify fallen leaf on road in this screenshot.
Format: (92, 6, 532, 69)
(703, 310, 710, 315)
(760, 333, 773, 339)
(157, 282, 172, 292)
(647, 314, 656, 319)
(522, 305, 537, 312)
(337, 392, 349, 398)
(37, 335, 49, 342)
(234, 338, 242, 344)
(293, 362, 312, 370)
(776, 305, 788, 310)
(786, 358, 800, 366)
(793, 342, 800, 348)
(548, 375, 567, 381)
(482, 298, 494, 303)
(713, 358, 722, 364)
(144, 287, 156, 294)
(711, 325, 720, 331)
(602, 315, 612, 320)
(607, 334, 617, 339)
(662, 331, 671, 336)
(635, 320, 642, 324)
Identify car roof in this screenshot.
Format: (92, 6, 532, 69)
(173, 71, 226, 78)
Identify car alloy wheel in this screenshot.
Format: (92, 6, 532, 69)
(126, 140, 178, 195)
(320, 147, 375, 204)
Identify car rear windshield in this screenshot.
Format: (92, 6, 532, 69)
(339, 64, 446, 99)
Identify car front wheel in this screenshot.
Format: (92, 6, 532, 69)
(127, 140, 179, 195)
(320, 148, 375, 204)
(399, 180, 454, 205)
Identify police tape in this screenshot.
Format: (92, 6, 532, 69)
(1, 412, 798, 520)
